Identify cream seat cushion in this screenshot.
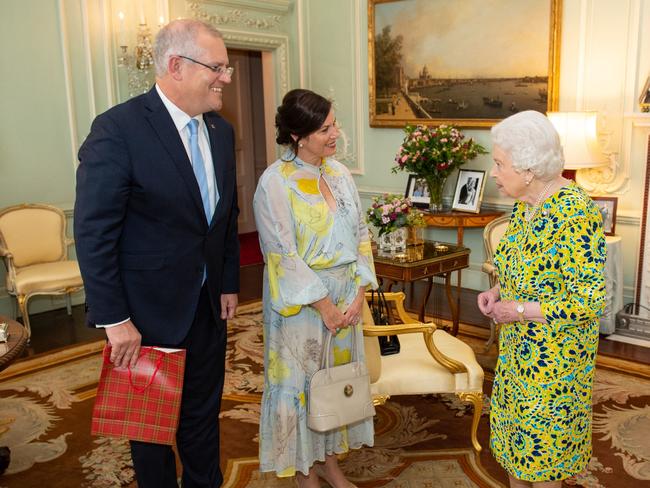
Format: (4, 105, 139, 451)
(14, 261, 83, 295)
(370, 330, 484, 397)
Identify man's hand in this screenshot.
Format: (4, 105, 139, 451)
(221, 293, 238, 320)
(105, 320, 142, 369)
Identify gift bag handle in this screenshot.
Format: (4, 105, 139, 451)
(126, 347, 165, 393)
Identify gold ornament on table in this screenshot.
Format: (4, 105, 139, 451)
(406, 210, 426, 246)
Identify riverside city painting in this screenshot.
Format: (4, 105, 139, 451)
(369, 0, 561, 127)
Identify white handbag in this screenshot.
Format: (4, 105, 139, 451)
(307, 325, 376, 432)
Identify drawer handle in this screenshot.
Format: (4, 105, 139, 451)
(423, 266, 428, 274)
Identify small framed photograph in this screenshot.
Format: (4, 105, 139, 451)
(592, 196, 618, 236)
(404, 174, 430, 208)
(452, 169, 486, 213)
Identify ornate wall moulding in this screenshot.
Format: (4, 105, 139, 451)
(195, 0, 291, 14)
(219, 30, 290, 96)
(187, 1, 284, 31)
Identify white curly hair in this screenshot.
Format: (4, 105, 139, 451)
(491, 110, 564, 181)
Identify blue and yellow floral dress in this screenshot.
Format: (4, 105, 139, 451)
(491, 182, 606, 482)
(253, 155, 378, 477)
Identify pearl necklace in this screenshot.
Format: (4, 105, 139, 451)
(524, 180, 554, 222)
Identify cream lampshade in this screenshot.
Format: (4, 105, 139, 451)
(547, 111, 608, 172)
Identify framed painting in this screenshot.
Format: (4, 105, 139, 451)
(452, 169, 486, 213)
(592, 196, 618, 236)
(368, 0, 562, 128)
(404, 174, 430, 208)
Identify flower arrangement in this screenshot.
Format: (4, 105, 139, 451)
(406, 209, 426, 228)
(392, 124, 487, 210)
(366, 193, 414, 235)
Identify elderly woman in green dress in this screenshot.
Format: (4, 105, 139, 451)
(478, 110, 606, 488)
(253, 89, 377, 488)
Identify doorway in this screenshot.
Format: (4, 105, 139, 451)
(220, 49, 270, 234)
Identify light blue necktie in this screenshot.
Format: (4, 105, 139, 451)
(187, 118, 213, 223)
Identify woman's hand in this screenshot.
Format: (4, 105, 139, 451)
(312, 296, 348, 334)
(477, 286, 500, 317)
(490, 300, 519, 324)
(343, 287, 366, 326)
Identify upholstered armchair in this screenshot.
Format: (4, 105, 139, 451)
(481, 215, 510, 349)
(0, 204, 83, 339)
(362, 291, 484, 451)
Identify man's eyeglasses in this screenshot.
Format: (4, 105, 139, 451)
(177, 55, 234, 77)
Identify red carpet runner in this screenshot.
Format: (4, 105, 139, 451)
(239, 231, 264, 266)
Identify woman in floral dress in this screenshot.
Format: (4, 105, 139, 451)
(478, 111, 606, 488)
(253, 89, 377, 488)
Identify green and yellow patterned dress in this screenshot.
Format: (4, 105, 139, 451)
(491, 182, 606, 482)
(253, 155, 377, 477)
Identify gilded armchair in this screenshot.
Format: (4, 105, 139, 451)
(362, 291, 484, 451)
(481, 215, 510, 349)
(0, 204, 84, 339)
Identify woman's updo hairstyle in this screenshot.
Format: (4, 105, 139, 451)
(275, 89, 332, 159)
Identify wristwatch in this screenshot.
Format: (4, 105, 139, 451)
(516, 303, 525, 322)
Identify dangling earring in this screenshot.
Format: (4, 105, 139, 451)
(526, 179, 531, 186)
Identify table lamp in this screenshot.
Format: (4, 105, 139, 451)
(547, 111, 608, 180)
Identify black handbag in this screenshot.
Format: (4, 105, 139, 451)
(369, 287, 401, 356)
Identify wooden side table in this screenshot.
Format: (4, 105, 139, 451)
(422, 209, 504, 246)
(373, 241, 470, 335)
(422, 209, 504, 331)
(0, 318, 27, 372)
(0, 317, 28, 474)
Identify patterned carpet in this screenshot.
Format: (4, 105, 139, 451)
(0, 302, 648, 487)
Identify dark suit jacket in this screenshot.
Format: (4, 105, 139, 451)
(74, 87, 239, 346)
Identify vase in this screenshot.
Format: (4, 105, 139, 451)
(391, 227, 408, 255)
(378, 231, 394, 256)
(424, 176, 447, 213)
(377, 227, 408, 256)
(407, 226, 424, 246)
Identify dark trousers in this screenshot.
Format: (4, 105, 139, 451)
(130, 286, 227, 487)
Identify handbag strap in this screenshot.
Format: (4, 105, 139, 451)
(369, 286, 389, 324)
(319, 323, 360, 372)
(127, 347, 165, 393)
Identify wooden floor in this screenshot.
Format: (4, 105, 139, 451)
(18, 263, 650, 366)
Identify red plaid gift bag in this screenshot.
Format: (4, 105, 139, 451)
(91, 344, 186, 445)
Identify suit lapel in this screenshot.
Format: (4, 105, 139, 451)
(144, 89, 206, 223)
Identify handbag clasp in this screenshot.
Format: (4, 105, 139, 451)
(344, 384, 354, 397)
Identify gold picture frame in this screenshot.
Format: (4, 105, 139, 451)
(368, 0, 562, 128)
(592, 196, 618, 236)
(640, 76, 650, 112)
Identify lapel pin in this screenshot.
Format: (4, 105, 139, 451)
(210, 124, 216, 129)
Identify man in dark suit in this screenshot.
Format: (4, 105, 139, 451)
(74, 19, 239, 488)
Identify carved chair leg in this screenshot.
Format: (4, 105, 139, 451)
(457, 391, 483, 452)
(484, 319, 497, 352)
(17, 294, 31, 341)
